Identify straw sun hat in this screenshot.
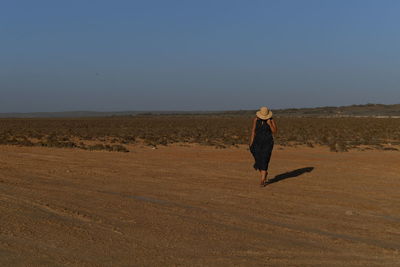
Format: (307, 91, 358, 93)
(256, 106, 273, 120)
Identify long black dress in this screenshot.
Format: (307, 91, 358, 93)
(250, 118, 274, 171)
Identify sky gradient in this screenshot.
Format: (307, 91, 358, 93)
(1, 0, 400, 112)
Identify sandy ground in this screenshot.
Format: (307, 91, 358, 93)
(0, 144, 399, 266)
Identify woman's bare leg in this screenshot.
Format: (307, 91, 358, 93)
(260, 170, 268, 185)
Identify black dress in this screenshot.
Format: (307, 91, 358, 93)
(250, 118, 274, 171)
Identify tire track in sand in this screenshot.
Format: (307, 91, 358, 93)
(98, 190, 400, 251)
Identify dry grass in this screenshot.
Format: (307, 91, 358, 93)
(0, 116, 399, 152)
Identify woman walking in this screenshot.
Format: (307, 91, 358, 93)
(249, 107, 278, 186)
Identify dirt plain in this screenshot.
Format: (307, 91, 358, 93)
(0, 144, 399, 266)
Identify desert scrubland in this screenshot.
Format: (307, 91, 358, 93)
(1, 116, 400, 266)
(1, 116, 400, 151)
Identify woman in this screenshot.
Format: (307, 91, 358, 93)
(249, 107, 278, 187)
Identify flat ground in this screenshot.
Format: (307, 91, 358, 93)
(0, 145, 399, 266)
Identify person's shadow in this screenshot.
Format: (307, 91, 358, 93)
(266, 167, 314, 185)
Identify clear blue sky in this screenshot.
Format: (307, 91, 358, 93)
(1, 0, 399, 112)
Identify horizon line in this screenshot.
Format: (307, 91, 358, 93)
(1, 103, 398, 115)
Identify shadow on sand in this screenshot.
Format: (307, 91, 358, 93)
(266, 167, 314, 185)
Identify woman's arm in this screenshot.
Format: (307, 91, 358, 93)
(249, 117, 257, 146)
(267, 118, 278, 134)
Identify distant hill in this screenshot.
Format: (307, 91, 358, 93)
(0, 103, 399, 118)
(201, 104, 400, 117)
(273, 103, 400, 117)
